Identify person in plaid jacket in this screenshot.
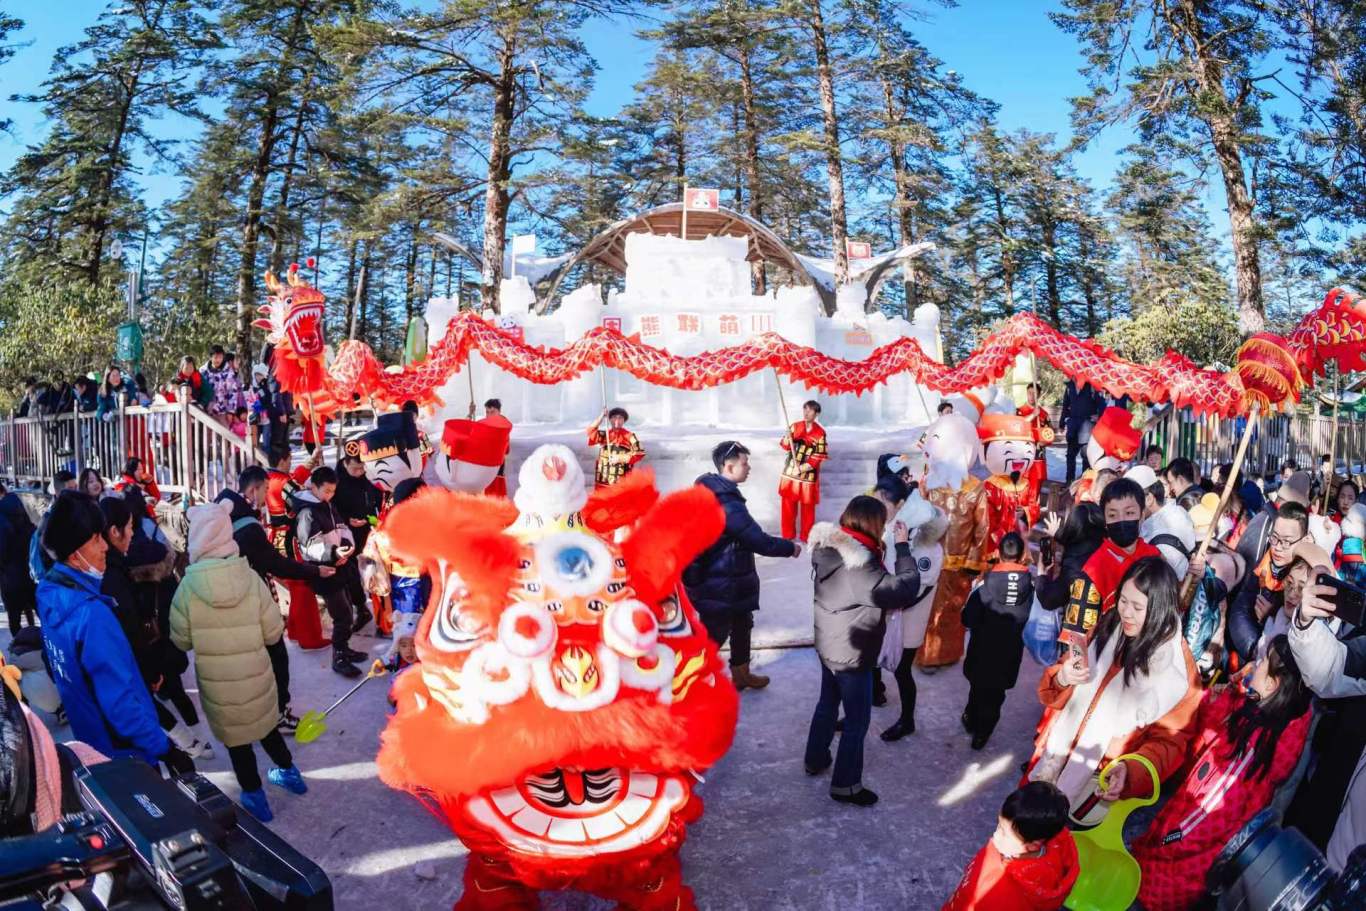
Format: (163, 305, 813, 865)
(778, 400, 828, 542)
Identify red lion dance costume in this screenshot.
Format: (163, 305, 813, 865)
(375, 444, 737, 910)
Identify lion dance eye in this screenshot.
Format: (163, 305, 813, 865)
(602, 599, 658, 658)
(534, 532, 613, 596)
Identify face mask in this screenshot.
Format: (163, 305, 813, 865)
(1240, 676, 1262, 704)
(1217, 515, 1234, 537)
(1107, 520, 1141, 548)
(74, 552, 103, 582)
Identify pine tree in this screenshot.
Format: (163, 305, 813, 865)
(0, 12, 22, 135)
(1053, 0, 1279, 333)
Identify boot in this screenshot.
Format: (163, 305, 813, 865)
(332, 652, 362, 678)
(732, 663, 769, 690)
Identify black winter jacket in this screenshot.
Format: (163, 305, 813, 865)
(295, 491, 353, 594)
(1036, 538, 1101, 611)
(0, 493, 36, 600)
(962, 563, 1035, 690)
(808, 523, 919, 673)
(215, 489, 319, 584)
(682, 474, 796, 614)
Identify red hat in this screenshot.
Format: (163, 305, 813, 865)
(440, 418, 511, 468)
(977, 413, 1055, 445)
(1091, 406, 1141, 461)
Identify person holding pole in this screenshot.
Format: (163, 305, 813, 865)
(587, 407, 644, 488)
(779, 400, 828, 542)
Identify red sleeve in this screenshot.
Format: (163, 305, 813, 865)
(1038, 661, 1072, 710)
(291, 466, 311, 485)
(587, 426, 604, 446)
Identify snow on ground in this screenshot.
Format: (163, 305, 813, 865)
(3, 553, 1047, 910)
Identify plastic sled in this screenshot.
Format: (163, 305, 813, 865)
(1065, 753, 1160, 911)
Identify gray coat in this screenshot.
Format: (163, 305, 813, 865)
(809, 523, 920, 673)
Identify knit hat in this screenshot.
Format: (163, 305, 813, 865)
(187, 501, 238, 562)
(1277, 471, 1312, 506)
(1238, 480, 1265, 515)
(1124, 465, 1160, 492)
(41, 492, 104, 563)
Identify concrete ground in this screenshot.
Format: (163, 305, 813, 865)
(6, 551, 1048, 910)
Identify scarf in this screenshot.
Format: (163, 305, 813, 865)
(841, 525, 884, 559)
(1031, 629, 1189, 824)
(1254, 551, 1289, 593)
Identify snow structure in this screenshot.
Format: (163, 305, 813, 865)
(421, 233, 1016, 526)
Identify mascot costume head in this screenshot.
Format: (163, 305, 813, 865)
(428, 418, 513, 493)
(918, 412, 981, 491)
(1086, 406, 1141, 474)
(349, 412, 423, 493)
(978, 413, 1053, 481)
(376, 445, 736, 910)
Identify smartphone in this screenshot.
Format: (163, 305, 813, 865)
(1059, 629, 1089, 672)
(1039, 536, 1054, 566)
(1316, 574, 1366, 627)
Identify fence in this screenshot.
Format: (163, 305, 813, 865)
(0, 391, 264, 504)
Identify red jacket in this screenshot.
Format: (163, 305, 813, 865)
(1060, 538, 1162, 637)
(1132, 688, 1311, 911)
(942, 829, 1079, 911)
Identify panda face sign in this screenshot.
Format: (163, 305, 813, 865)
(983, 438, 1035, 478)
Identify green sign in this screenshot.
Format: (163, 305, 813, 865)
(116, 321, 144, 368)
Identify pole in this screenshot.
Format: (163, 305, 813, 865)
(773, 366, 793, 440)
(1324, 369, 1342, 514)
(1181, 401, 1261, 605)
(599, 366, 608, 410)
(681, 182, 689, 242)
(467, 356, 476, 416)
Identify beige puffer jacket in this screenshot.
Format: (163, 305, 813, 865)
(169, 555, 283, 747)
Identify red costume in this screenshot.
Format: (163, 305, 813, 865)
(1132, 688, 1311, 911)
(1071, 407, 1142, 503)
(113, 473, 162, 520)
(587, 422, 645, 487)
(977, 414, 1052, 563)
(941, 829, 1080, 911)
(1016, 402, 1051, 496)
(1061, 537, 1162, 636)
(266, 464, 328, 650)
(376, 450, 737, 911)
(481, 413, 513, 498)
(778, 420, 827, 541)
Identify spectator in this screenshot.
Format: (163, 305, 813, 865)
(16, 377, 37, 417)
(97, 496, 211, 759)
(201, 345, 245, 419)
(1227, 470, 1307, 598)
(94, 366, 135, 422)
(1162, 457, 1205, 510)
(0, 489, 37, 631)
(295, 466, 365, 678)
(46, 376, 73, 415)
(1227, 500, 1310, 664)
(1060, 379, 1102, 483)
(1029, 557, 1200, 826)
(216, 465, 331, 734)
(72, 376, 98, 413)
(960, 531, 1033, 750)
(333, 452, 382, 633)
(51, 470, 77, 495)
(804, 495, 919, 806)
(78, 468, 104, 499)
(1127, 465, 1196, 579)
(1036, 502, 1105, 612)
(113, 457, 161, 520)
(34, 492, 192, 773)
(937, 401, 953, 416)
(1131, 635, 1312, 910)
(229, 406, 250, 438)
(1333, 480, 1358, 522)
(174, 355, 210, 408)
(1059, 478, 1161, 638)
(1282, 569, 1366, 865)
(1339, 504, 1366, 586)
(682, 441, 800, 691)
(1144, 444, 1163, 472)
(170, 502, 308, 822)
(941, 782, 1078, 911)
(1281, 459, 1300, 481)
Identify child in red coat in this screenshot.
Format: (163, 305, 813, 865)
(1131, 634, 1311, 910)
(942, 781, 1079, 911)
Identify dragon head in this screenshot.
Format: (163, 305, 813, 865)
(257, 262, 326, 361)
(376, 449, 736, 860)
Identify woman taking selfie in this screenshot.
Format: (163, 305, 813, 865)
(1027, 557, 1200, 825)
(804, 495, 920, 807)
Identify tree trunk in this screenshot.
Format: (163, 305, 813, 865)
(404, 224, 418, 324)
(342, 238, 358, 340)
(1042, 220, 1062, 326)
(480, 38, 517, 314)
(879, 73, 917, 312)
(738, 45, 767, 295)
(807, 0, 847, 298)
(356, 242, 372, 342)
(1079, 227, 1098, 336)
(991, 186, 1015, 314)
(268, 94, 310, 276)
(86, 60, 144, 286)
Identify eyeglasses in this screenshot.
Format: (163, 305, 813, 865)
(1268, 533, 1305, 548)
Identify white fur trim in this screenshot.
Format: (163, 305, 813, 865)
(808, 523, 875, 568)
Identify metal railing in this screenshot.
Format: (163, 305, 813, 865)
(0, 389, 264, 504)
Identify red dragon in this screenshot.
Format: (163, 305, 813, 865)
(257, 269, 1364, 419)
(376, 445, 736, 910)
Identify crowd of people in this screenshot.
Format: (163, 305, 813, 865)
(6, 368, 1366, 909)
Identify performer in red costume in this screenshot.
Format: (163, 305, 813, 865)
(588, 406, 645, 487)
(476, 398, 513, 497)
(978, 414, 1054, 563)
(1071, 406, 1142, 503)
(778, 400, 828, 542)
(376, 446, 738, 910)
(1016, 382, 1051, 497)
(265, 446, 328, 650)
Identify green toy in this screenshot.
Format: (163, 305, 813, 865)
(1064, 753, 1160, 911)
(295, 660, 388, 744)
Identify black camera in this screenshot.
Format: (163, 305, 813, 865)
(0, 757, 332, 910)
(1208, 809, 1366, 909)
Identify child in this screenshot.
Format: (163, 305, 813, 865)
(961, 531, 1033, 750)
(295, 466, 364, 678)
(169, 502, 307, 822)
(1336, 502, 1366, 586)
(942, 781, 1079, 911)
(229, 406, 250, 438)
(360, 478, 431, 670)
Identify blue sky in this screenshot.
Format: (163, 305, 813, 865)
(1, 1, 1139, 219)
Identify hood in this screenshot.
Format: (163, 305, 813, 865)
(695, 473, 742, 501)
(294, 489, 321, 505)
(1005, 830, 1080, 906)
(215, 488, 255, 523)
(808, 522, 877, 569)
(181, 556, 255, 608)
(187, 501, 238, 563)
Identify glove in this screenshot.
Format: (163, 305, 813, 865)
(161, 745, 195, 776)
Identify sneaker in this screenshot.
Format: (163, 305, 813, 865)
(240, 788, 273, 822)
(341, 646, 369, 664)
(332, 653, 362, 678)
(831, 788, 879, 807)
(971, 732, 991, 751)
(880, 719, 915, 742)
(267, 766, 308, 795)
(352, 608, 374, 634)
(277, 708, 301, 736)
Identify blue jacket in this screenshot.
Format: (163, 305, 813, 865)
(682, 474, 796, 614)
(35, 563, 169, 764)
